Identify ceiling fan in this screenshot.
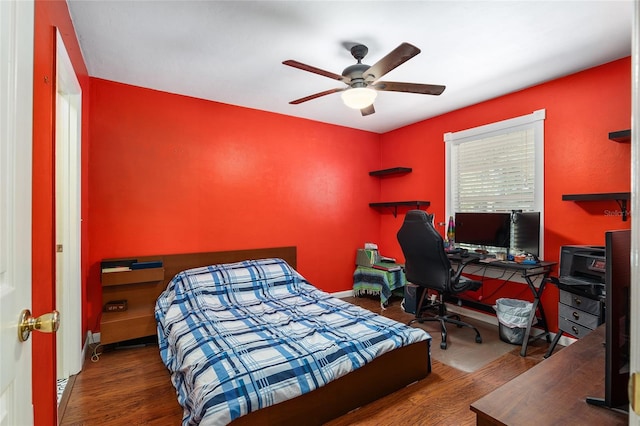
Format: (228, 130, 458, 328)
(283, 42, 445, 116)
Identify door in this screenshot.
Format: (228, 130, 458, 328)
(0, 0, 35, 424)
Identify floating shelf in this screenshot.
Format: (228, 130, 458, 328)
(369, 200, 430, 217)
(608, 129, 630, 143)
(562, 192, 631, 221)
(369, 167, 412, 177)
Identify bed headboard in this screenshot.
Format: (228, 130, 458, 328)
(158, 246, 297, 287)
(104, 246, 297, 290)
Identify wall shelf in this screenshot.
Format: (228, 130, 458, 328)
(562, 192, 631, 221)
(369, 201, 430, 217)
(369, 167, 412, 177)
(608, 129, 630, 143)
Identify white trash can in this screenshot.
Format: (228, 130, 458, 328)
(494, 298, 533, 345)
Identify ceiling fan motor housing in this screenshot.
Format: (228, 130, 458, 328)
(342, 63, 369, 88)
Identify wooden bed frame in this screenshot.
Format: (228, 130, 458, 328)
(153, 246, 431, 425)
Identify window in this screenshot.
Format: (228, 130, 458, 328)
(444, 109, 545, 253)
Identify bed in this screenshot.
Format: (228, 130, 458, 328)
(155, 247, 431, 425)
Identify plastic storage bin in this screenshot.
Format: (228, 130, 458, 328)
(494, 298, 533, 345)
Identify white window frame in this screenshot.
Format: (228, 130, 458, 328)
(444, 109, 545, 256)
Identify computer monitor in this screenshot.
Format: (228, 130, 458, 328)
(512, 212, 540, 256)
(454, 212, 511, 249)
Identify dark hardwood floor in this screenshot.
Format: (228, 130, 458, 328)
(60, 296, 554, 425)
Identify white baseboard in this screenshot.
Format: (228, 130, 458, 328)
(447, 303, 577, 349)
(333, 290, 579, 352)
(332, 290, 354, 299)
(447, 303, 498, 326)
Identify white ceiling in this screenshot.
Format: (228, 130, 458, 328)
(67, 0, 633, 134)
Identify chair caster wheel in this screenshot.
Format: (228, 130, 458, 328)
(440, 341, 447, 349)
(475, 335, 482, 344)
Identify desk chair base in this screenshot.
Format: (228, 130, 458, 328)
(408, 295, 482, 350)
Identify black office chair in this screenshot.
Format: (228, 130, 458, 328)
(397, 210, 483, 349)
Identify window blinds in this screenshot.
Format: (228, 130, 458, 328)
(451, 128, 535, 212)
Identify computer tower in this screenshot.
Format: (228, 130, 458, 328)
(403, 283, 426, 314)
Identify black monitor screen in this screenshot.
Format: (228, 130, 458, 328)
(512, 212, 540, 256)
(454, 212, 511, 248)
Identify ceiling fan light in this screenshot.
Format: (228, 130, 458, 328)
(341, 87, 377, 109)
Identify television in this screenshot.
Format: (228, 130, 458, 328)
(454, 212, 512, 249)
(586, 229, 630, 413)
(512, 212, 541, 256)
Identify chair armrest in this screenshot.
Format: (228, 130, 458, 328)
(452, 257, 480, 281)
(450, 257, 483, 293)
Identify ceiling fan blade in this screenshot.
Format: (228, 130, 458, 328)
(289, 88, 345, 105)
(283, 60, 346, 81)
(360, 104, 375, 116)
(363, 42, 420, 82)
(372, 81, 446, 95)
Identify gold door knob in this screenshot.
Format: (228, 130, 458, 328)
(18, 309, 60, 342)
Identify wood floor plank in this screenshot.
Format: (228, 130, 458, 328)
(61, 296, 551, 425)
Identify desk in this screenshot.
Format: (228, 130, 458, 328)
(470, 325, 627, 425)
(353, 266, 406, 307)
(449, 255, 556, 356)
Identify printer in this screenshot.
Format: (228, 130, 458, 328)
(558, 245, 606, 296)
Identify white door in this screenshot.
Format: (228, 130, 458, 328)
(0, 0, 35, 424)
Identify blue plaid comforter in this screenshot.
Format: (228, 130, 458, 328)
(156, 258, 430, 425)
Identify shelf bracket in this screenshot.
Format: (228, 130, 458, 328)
(562, 193, 630, 222)
(616, 199, 629, 222)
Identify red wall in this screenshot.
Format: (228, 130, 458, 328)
(88, 59, 630, 336)
(87, 79, 382, 331)
(378, 57, 632, 330)
(33, 0, 91, 423)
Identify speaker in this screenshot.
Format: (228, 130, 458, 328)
(403, 283, 425, 314)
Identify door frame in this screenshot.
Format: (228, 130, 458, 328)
(32, 7, 61, 424)
(629, 1, 639, 423)
(55, 28, 83, 382)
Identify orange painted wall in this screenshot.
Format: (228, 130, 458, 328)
(33, 0, 91, 423)
(378, 57, 632, 331)
(87, 79, 381, 331)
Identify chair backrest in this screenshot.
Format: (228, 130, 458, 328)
(397, 210, 452, 292)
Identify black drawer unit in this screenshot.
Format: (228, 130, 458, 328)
(545, 283, 604, 358)
(558, 289, 604, 336)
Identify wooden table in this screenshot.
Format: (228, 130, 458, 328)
(470, 325, 627, 425)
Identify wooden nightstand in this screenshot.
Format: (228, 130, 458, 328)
(100, 263, 164, 345)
